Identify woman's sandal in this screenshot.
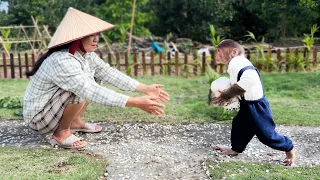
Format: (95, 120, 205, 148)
(70, 123, 102, 133)
(49, 134, 86, 149)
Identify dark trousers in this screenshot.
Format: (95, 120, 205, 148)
(231, 97, 294, 153)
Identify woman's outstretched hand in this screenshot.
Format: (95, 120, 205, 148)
(145, 84, 169, 103)
(137, 84, 169, 103)
(126, 96, 165, 115)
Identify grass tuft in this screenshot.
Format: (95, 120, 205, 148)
(205, 159, 320, 180)
(0, 147, 106, 179)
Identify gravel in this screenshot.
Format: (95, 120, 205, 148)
(0, 120, 319, 180)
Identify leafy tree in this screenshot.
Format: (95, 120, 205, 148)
(5, 0, 101, 32)
(0, 1, 11, 26)
(246, 0, 319, 43)
(149, 0, 233, 42)
(0, 10, 11, 26)
(221, 2, 268, 41)
(149, 0, 319, 43)
(1, 0, 320, 45)
(94, 0, 155, 42)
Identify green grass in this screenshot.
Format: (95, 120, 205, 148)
(0, 147, 107, 179)
(0, 72, 319, 125)
(205, 159, 320, 180)
(0, 79, 28, 119)
(0, 79, 28, 97)
(263, 72, 320, 126)
(0, 73, 319, 179)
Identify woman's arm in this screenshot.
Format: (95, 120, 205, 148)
(90, 53, 169, 102)
(51, 56, 129, 107)
(90, 53, 139, 92)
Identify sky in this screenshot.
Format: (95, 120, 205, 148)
(0, 1, 8, 12)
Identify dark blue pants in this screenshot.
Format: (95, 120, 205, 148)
(231, 97, 294, 153)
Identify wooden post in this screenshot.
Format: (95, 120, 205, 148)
(134, 52, 138, 76)
(151, 51, 155, 76)
(294, 48, 299, 70)
(142, 51, 146, 76)
(167, 52, 171, 76)
(313, 48, 318, 69)
(100, 33, 116, 61)
(2, 52, 7, 78)
(116, 52, 120, 70)
(10, 53, 15, 79)
(25, 53, 29, 78)
(303, 47, 307, 58)
(210, 49, 215, 70)
(246, 49, 251, 61)
(294, 48, 299, 56)
(31, 53, 35, 67)
(277, 49, 282, 72)
(127, 0, 136, 56)
(0, 37, 10, 57)
(18, 53, 22, 78)
(175, 51, 179, 76)
(108, 53, 112, 66)
(268, 46, 272, 58)
(258, 49, 262, 59)
(267, 46, 272, 72)
(285, 48, 290, 72)
(124, 51, 129, 69)
(159, 52, 163, 75)
(184, 52, 188, 78)
(99, 51, 103, 60)
(193, 50, 198, 76)
(202, 52, 206, 75)
(219, 64, 224, 74)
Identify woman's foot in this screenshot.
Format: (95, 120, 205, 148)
(212, 145, 240, 156)
(70, 121, 102, 133)
(284, 149, 296, 166)
(53, 129, 85, 147)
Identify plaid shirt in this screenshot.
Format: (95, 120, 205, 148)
(23, 50, 139, 124)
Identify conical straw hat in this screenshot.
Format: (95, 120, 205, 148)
(48, 7, 114, 49)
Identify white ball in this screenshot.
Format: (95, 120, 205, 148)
(210, 77, 240, 111)
(211, 77, 231, 97)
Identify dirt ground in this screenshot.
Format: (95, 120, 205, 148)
(0, 120, 319, 180)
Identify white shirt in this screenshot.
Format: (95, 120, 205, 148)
(227, 55, 264, 101)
